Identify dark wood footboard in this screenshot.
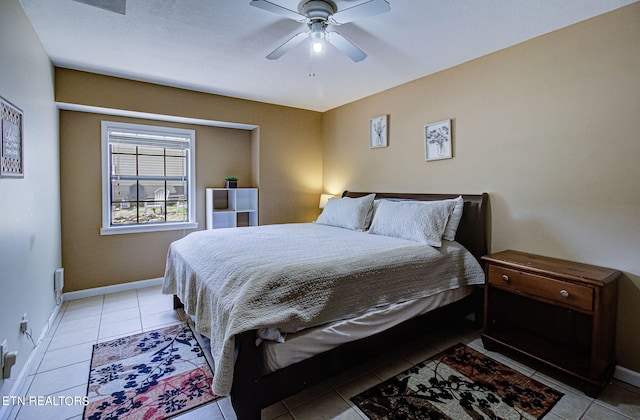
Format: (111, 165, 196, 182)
(230, 288, 483, 418)
(173, 295, 184, 310)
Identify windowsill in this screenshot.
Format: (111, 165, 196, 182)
(100, 222, 198, 235)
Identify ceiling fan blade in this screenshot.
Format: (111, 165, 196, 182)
(331, 0, 390, 24)
(73, 0, 126, 15)
(249, 0, 305, 21)
(266, 32, 309, 60)
(327, 32, 367, 62)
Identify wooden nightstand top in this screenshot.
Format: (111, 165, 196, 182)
(482, 250, 621, 287)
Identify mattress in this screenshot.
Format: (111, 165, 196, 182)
(261, 286, 472, 373)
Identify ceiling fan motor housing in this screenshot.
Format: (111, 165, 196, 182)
(299, 0, 336, 19)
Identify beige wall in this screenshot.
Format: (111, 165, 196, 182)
(57, 70, 323, 291)
(0, 0, 60, 396)
(60, 111, 253, 291)
(323, 4, 640, 371)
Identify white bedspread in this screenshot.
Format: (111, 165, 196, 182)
(162, 223, 484, 396)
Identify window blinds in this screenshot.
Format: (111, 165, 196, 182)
(107, 129, 191, 149)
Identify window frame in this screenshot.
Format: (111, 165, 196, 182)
(100, 121, 198, 235)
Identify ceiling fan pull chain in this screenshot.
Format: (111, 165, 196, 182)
(308, 53, 316, 77)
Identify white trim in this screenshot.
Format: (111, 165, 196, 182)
(62, 277, 164, 301)
(0, 302, 63, 420)
(100, 222, 198, 235)
(614, 365, 640, 388)
(56, 102, 257, 130)
(100, 120, 197, 235)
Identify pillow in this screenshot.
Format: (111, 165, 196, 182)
(442, 196, 464, 241)
(316, 194, 375, 231)
(368, 199, 456, 247)
(372, 196, 464, 241)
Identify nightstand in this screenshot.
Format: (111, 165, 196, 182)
(481, 250, 620, 397)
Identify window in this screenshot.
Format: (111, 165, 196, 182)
(101, 121, 197, 235)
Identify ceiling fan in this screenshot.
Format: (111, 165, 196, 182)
(250, 0, 391, 62)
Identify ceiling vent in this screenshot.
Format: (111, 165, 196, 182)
(73, 0, 126, 15)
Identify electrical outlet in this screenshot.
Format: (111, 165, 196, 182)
(20, 314, 28, 334)
(0, 340, 7, 369)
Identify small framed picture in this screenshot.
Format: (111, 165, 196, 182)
(370, 115, 388, 148)
(425, 119, 452, 161)
(1, 96, 24, 178)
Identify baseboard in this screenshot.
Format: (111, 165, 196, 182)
(0, 301, 63, 420)
(62, 277, 164, 301)
(1, 278, 166, 419)
(614, 365, 640, 388)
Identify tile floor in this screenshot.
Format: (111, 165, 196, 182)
(5, 285, 640, 420)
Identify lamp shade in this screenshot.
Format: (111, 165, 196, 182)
(319, 193, 334, 209)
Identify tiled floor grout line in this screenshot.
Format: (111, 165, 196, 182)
(94, 298, 103, 348)
(136, 289, 144, 332)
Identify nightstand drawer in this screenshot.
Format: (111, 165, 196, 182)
(487, 265, 593, 311)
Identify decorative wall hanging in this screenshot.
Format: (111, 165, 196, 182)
(1, 96, 24, 178)
(425, 119, 452, 161)
(370, 115, 388, 148)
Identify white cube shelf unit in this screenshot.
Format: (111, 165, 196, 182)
(205, 188, 258, 229)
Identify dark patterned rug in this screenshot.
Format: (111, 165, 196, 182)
(84, 323, 218, 420)
(352, 343, 564, 419)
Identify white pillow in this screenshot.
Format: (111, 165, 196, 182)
(442, 196, 464, 241)
(368, 199, 456, 247)
(372, 196, 464, 241)
(316, 194, 376, 231)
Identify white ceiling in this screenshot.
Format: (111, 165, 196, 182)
(20, 0, 637, 112)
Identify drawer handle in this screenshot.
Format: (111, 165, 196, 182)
(560, 289, 570, 298)
(501, 274, 510, 282)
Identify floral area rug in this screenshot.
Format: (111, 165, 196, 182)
(352, 343, 564, 419)
(84, 323, 218, 420)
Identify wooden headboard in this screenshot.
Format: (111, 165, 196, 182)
(343, 191, 489, 261)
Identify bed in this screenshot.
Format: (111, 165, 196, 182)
(163, 191, 488, 418)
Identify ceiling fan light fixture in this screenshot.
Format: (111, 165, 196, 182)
(310, 28, 325, 53)
(312, 40, 324, 53)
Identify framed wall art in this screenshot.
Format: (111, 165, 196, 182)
(370, 115, 388, 148)
(1, 96, 24, 178)
(425, 119, 452, 161)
